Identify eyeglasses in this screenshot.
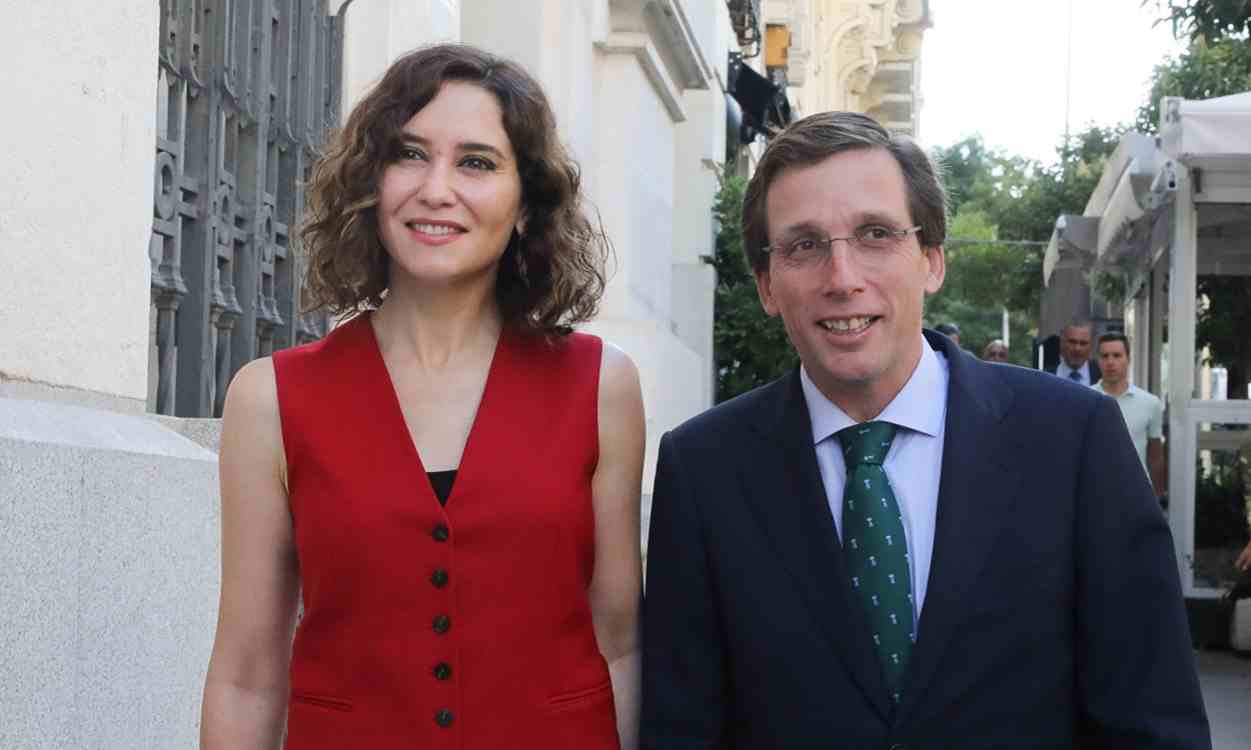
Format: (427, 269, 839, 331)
(762, 225, 923, 269)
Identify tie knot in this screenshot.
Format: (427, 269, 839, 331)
(1068, 370, 1082, 381)
(836, 421, 897, 467)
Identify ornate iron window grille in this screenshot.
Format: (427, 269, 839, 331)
(152, 0, 341, 417)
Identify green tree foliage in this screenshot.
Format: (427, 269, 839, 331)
(1145, 0, 1251, 42)
(711, 175, 796, 402)
(931, 127, 1122, 336)
(924, 211, 1035, 364)
(1136, 36, 1251, 130)
(932, 136, 1015, 217)
(991, 127, 1123, 314)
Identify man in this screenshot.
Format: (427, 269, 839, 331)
(982, 338, 1009, 363)
(934, 322, 960, 347)
(1093, 332, 1165, 497)
(1055, 320, 1101, 385)
(640, 112, 1209, 748)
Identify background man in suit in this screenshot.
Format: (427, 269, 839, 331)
(1055, 320, 1101, 385)
(640, 112, 1209, 749)
(982, 338, 1009, 362)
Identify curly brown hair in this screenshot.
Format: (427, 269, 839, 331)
(301, 44, 608, 334)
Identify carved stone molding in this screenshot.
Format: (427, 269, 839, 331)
(606, 0, 711, 91)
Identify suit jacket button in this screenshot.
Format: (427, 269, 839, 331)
(432, 523, 449, 542)
(433, 614, 451, 634)
(435, 708, 454, 727)
(433, 662, 452, 680)
(431, 569, 449, 588)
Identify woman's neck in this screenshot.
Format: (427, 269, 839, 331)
(371, 282, 503, 372)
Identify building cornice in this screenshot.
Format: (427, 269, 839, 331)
(607, 0, 711, 90)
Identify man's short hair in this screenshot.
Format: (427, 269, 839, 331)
(935, 323, 960, 337)
(1098, 331, 1131, 358)
(740, 111, 949, 273)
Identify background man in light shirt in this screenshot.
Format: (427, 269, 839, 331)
(1092, 332, 1165, 498)
(1055, 320, 1101, 385)
(640, 111, 1209, 749)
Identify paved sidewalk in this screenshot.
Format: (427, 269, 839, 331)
(1196, 649, 1251, 749)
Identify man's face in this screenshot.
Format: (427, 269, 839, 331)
(983, 343, 1009, 362)
(1098, 340, 1129, 385)
(1060, 325, 1093, 368)
(755, 148, 944, 410)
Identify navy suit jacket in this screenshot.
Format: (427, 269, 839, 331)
(641, 331, 1209, 749)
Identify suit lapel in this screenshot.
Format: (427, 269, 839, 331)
(743, 372, 892, 719)
(897, 335, 1023, 720)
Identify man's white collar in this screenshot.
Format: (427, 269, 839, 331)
(800, 337, 947, 445)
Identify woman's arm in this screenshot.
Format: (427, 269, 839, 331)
(200, 358, 302, 750)
(589, 343, 646, 750)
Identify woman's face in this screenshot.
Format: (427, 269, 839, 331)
(376, 81, 525, 291)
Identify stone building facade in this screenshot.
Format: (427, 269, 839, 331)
(762, 0, 930, 133)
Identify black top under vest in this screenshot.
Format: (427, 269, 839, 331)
(427, 470, 456, 506)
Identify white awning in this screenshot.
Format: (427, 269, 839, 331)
(1160, 91, 1251, 169)
(1086, 133, 1161, 262)
(1043, 214, 1099, 286)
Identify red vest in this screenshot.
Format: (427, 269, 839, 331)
(273, 314, 619, 749)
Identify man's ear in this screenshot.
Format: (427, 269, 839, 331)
(755, 269, 779, 316)
(923, 244, 946, 295)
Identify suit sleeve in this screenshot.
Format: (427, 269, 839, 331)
(640, 431, 729, 750)
(1074, 396, 1211, 748)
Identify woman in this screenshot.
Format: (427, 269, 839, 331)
(200, 44, 644, 750)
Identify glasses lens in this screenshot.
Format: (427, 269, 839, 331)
(855, 227, 897, 251)
(784, 238, 825, 266)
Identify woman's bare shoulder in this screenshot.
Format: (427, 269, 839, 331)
(598, 341, 641, 407)
(221, 357, 286, 483)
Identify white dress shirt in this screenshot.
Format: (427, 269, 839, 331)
(800, 338, 949, 619)
(1055, 360, 1093, 385)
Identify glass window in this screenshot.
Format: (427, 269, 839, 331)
(1193, 202, 1251, 401)
(1192, 422, 1251, 590)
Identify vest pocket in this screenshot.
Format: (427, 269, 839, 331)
(546, 678, 613, 713)
(291, 691, 354, 712)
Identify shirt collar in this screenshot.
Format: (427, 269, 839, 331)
(1094, 381, 1140, 397)
(800, 336, 949, 445)
(1058, 361, 1088, 378)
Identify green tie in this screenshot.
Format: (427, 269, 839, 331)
(836, 421, 915, 704)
